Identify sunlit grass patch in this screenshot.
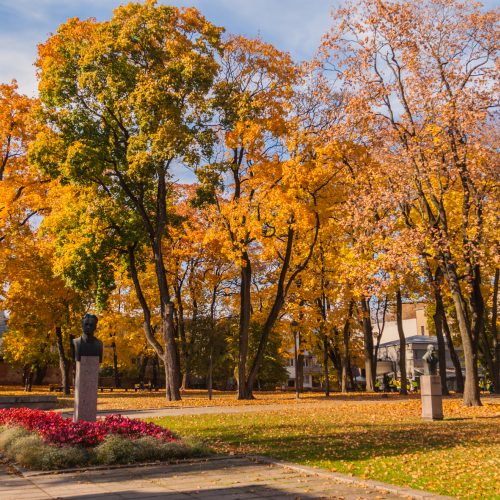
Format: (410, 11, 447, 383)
(153, 398, 500, 499)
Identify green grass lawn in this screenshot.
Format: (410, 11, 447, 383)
(153, 398, 500, 499)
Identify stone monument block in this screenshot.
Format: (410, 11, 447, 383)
(73, 314, 103, 422)
(421, 374, 443, 420)
(74, 356, 100, 422)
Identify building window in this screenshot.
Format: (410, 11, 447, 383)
(421, 326, 425, 335)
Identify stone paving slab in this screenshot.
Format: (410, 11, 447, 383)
(0, 456, 453, 500)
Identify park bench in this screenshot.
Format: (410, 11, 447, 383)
(97, 379, 136, 392)
(98, 376, 115, 392)
(134, 382, 160, 392)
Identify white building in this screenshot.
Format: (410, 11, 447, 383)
(376, 302, 429, 344)
(285, 351, 322, 389)
(378, 335, 464, 390)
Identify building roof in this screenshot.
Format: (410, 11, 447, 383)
(379, 335, 439, 348)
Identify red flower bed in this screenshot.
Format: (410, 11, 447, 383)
(0, 408, 177, 447)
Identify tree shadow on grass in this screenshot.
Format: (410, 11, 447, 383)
(195, 418, 499, 463)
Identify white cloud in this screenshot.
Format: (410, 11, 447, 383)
(0, 0, 338, 95)
(0, 36, 39, 97)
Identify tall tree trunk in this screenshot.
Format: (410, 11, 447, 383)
(33, 366, 46, 385)
(328, 328, 343, 391)
(492, 269, 500, 393)
(470, 265, 493, 389)
(155, 169, 180, 400)
(55, 326, 71, 395)
(395, 290, 408, 395)
(442, 312, 464, 393)
(425, 263, 450, 395)
(208, 345, 213, 400)
(360, 297, 375, 391)
(341, 339, 349, 393)
(480, 329, 495, 388)
(138, 355, 148, 383)
(341, 348, 349, 392)
(294, 331, 304, 398)
(128, 245, 180, 400)
(176, 286, 190, 390)
(208, 284, 218, 400)
(112, 340, 121, 388)
(323, 335, 330, 397)
(24, 365, 33, 392)
(245, 228, 295, 398)
(158, 280, 180, 400)
(444, 262, 481, 405)
(341, 300, 354, 393)
(238, 252, 252, 399)
(293, 328, 299, 398)
(348, 358, 356, 390)
(152, 355, 159, 389)
(434, 295, 450, 395)
(476, 266, 494, 386)
(119, 159, 181, 400)
(245, 217, 319, 399)
(373, 295, 388, 364)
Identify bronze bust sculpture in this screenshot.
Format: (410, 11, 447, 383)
(422, 344, 439, 376)
(73, 314, 103, 362)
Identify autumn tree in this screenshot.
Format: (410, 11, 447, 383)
(30, 1, 223, 400)
(2, 231, 86, 394)
(0, 82, 43, 247)
(0, 82, 82, 392)
(196, 38, 345, 399)
(320, 0, 499, 406)
(0, 82, 50, 304)
(164, 185, 234, 390)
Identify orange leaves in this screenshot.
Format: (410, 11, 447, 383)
(0, 82, 39, 227)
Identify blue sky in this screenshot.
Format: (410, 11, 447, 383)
(0, 0, 339, 97)
(1, 0, 496, 97)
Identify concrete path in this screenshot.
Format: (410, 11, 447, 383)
(61, 400, 395, 420)
(0, 456, 449, 500)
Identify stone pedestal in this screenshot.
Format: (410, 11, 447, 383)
(74, 356, 99, 422)
(420, 375, 443, 420)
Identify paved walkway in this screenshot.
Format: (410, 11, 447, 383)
(0, 456, 446, 500)
(60, 399, 398, 420)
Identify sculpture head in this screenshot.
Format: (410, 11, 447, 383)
(426, 344, 435, 355)
(82, 314, 98, 338)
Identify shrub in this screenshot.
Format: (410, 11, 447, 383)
(0, 409, 176, 447)
(0, 425, 30, 453)
(94, 435, 138, 464)
(0, 425, 208, 470)
(0, 429, 89, 470)
(94, 435, 209, 465)
(0, 410, 205, 470)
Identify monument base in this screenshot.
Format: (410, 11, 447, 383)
(420, 375, 443, 420)
(74, 356, 99, 422)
